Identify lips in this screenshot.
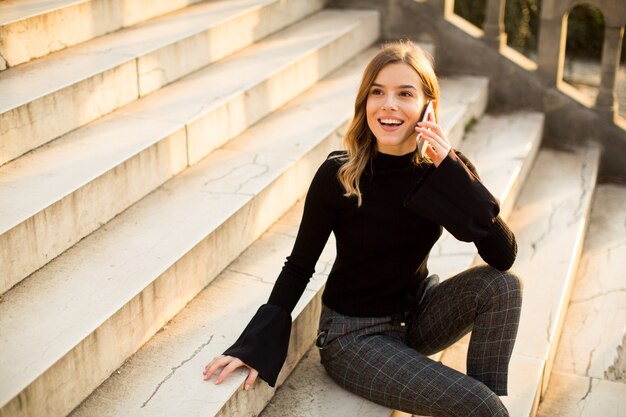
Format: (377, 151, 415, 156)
(378, 117, 404, 131)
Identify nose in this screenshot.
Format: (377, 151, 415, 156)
(382, 95, 398, 111)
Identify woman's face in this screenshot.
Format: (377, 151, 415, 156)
(366, 62, 428, 155)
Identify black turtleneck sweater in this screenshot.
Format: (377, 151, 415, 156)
(224, 149, 517, 386)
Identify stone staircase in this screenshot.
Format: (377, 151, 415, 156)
(534, 184, 626, 416)
(0, 2, 624, 417)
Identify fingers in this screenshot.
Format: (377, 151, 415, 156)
(203, 355, 259, 392)
(416, 120, 450, 145)
(214, 358, 244, 385)
(244, 368, 259, 391)
(415, 122, 450, 167)
(204, 355, 243, 382)
(203, 355, 230, 381)
(424, 144, 444, 167)
(416, 127, 450, 153)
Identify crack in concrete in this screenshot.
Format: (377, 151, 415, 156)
(584, 347, 596, 376)
(200, 154, 269, 196)
(141, 334, 214, 408)
(202, 163, 249, 188)
(226, 268, 274, 285)
(232, 154, 270, 195)
(579, 376, 593, 405)
(567, 160, 590, 228)
(571, 288, 626, 304)
(530, 201, 560, 259)
(571, 310, 592, 374)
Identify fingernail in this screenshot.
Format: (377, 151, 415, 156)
(245, 384, 250, 390)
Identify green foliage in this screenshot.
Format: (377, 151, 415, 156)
(454, 0, 541, 55)
(464, 117, 478, 133)
(565, 4, 604, 60)
(504, 0, 540, 55)
(453, 0, 624, 61)
(454, 0, 486, 27)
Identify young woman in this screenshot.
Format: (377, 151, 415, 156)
(203, 40, 522, 417)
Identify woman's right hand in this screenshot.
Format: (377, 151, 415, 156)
(203, 355, 259, 390)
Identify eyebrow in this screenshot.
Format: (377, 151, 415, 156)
(372, 83, 417, 89)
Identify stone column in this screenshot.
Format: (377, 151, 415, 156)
(537, 14, 567, 86)
(483, 0, 507, 49)
(594, 25, 624, 120)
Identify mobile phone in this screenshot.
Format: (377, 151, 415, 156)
(416, 101, 435, 159)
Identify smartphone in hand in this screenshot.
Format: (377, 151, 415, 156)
(416, 101, 435, 159)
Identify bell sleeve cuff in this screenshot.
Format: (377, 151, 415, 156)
(223, 303, 292, 387)
(403, 149, 500, 242)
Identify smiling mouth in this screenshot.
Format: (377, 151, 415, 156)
(378, 118, 404, 126)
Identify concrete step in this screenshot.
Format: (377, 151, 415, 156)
(260, 346, 390, 417)
(0, 45, 377, 417)
(0, 8, 378, 295)
(551, 184, 626, 383)
(0, 0, 325, 166)
(536, 371, 626, 417)
(531, 183, 626, 416)
(62, 71, 492, 417)
(0, 0, 208, 69)
(440, 146, 601, 417)
(67, 197, 335, 417)
(246, 111, 545, 417)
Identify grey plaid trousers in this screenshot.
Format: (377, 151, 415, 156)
(317, 265, 523, 417)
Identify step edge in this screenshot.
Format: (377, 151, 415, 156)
(0, 8, 379, 293)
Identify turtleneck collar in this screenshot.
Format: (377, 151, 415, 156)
(371, 148, 418, 170)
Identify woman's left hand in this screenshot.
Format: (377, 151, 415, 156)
(415, 113, 451, 167)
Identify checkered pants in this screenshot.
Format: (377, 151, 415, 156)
(317, 265, 523, 417)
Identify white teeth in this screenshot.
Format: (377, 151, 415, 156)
(380, 119, 403, 125)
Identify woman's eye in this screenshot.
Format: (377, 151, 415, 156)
(400, 91, 413, 97)
(370, 88, 383, 95)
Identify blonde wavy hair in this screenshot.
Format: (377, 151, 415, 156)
(334, 40, 441, 207)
